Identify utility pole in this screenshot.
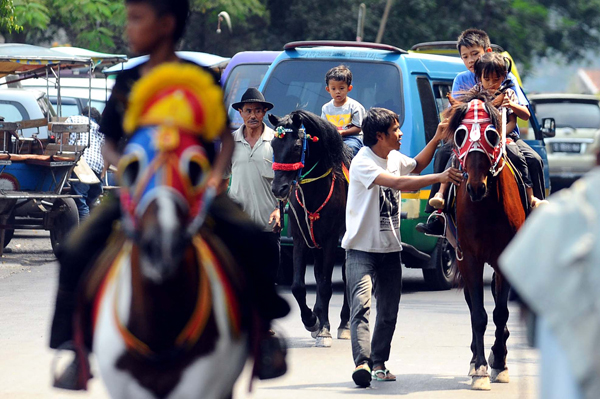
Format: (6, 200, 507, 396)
(375, 0, 394, 43)
(356, 3, 366, 42)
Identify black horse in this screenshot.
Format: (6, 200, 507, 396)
(269, 110, 351, 347)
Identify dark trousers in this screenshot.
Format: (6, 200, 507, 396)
(516, 139, 546, 199)
(265, 231, 281, 283)
(346, 249, 402, 368)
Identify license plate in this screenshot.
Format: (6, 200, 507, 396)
(551, 142, 581, 153)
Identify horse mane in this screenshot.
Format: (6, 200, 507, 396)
(287, 110, 352, 176)
(442, 90, 501, 144)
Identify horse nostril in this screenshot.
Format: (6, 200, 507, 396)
(279, 184, 289, 197)
(467, 183, 473, 197)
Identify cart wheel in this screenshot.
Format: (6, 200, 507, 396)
(50, 198, 79, 256)
(0, 213, 15, 248)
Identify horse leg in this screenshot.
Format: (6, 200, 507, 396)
(461, 256, 490, 390)
(464, 286, 477, 376)
(489, 269, 511, 383)
(313, 242, 335, 347)
(290, 241, 318, 334)
(338, 259, 351, 340)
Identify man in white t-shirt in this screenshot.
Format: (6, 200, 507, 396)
(344, 108, 462, 387)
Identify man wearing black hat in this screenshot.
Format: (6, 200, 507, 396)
(226, 88, 281, 280)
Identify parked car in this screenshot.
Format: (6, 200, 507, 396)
(260, 40, 552, 289)
(528, 93, 600, 186)
(221, 51, 280, 129)
(0, 88, 55, 137)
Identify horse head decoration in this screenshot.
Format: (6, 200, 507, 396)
(268, 110, 351, 347)
(448, 92, 504, 202)
(444, 90, 525, 391)
(92, 64, 248, 399)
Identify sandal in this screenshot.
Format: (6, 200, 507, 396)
(372, 368, 396, 382)
(352, 363, 371, 387)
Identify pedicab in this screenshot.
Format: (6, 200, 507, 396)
(0, 44, 124, 255)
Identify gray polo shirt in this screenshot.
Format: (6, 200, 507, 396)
(227, 123, 278, 231)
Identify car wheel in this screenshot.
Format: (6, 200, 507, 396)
(422, 238, 456, 290)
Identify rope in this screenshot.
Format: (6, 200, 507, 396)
(300, 167, 332, 185)
(293, 174, 336, 249)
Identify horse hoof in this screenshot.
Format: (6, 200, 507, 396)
(315, 328, 332, 347)
(305, 316, 320, 337)
(468, 362, 476, 376)
(491, 368, 509, 383)
(315, 335, 332, 347)
(471, 376, 491, 390)
(337, 328, 351, 340)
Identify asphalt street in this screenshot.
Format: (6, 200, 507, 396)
(0, 231, 539, 399)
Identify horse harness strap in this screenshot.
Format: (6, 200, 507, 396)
(294, 173, 336, 249)
(300, 167, 332, 185)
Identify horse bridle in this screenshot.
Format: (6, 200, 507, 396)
(272, 125, 319, 184)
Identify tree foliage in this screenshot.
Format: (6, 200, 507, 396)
(6, 0, 600, 75)
(0, 0, 22, 33)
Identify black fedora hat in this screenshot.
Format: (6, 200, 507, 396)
(232, 88, 274, 111)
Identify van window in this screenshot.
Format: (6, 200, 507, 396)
(224, 64, 271, 128)
(0, 103, 27, 122)
(262, 60, 402, 123)
(433, 83, 452, 118)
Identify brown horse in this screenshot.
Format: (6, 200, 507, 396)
(446, 92, 526, 390)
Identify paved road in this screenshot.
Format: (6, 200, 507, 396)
(0, 232, 539, 398)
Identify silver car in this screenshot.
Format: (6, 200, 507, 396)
(529, 93, 600, 184)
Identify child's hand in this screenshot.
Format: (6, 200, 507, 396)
(501, 96, 513, 110)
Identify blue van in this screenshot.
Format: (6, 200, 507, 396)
(260, 41, 551, 289)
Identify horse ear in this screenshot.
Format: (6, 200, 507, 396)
(268, 114, 280, 126)
(291, 112, 302, 127)
(492, 93, 505, 108)
(447, 93, 460, 107)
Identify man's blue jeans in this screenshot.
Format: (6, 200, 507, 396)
(346, 249, 402, 368)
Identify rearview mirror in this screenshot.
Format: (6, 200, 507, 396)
(541, 118, 556, 138)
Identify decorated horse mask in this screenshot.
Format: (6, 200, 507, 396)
(453, 99, 503, 174)
(118, 63, 226, 236)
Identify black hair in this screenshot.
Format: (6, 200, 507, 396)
(82, 106, 102, 125)
(473, 52, 511, 82)
(362, 108, 399, 147)
(457, 28, 491, 53)
(325, 65, 352, 86)
(125, 0, 189, 41)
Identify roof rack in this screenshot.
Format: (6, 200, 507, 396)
(284, 41, 407, 54)
(410, 41, 505, 52)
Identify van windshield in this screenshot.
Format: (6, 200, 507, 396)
(262, 60, 402, 122)
(535, 101, 600, 129)
(224, 64, 271, 128)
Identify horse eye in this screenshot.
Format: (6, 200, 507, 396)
(485, 126, 500, 147)
(120, 158, 140, 187)
(454, 126, 468, 149)
(188, 160, 206, 188)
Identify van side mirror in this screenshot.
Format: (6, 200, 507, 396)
(541, 118, 556, 138)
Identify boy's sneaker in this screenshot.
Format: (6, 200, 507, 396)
(416, 216, 445, 236)
(352, 363, 372, 387)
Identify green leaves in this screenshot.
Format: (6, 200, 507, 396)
(1, 0, 23, 32)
